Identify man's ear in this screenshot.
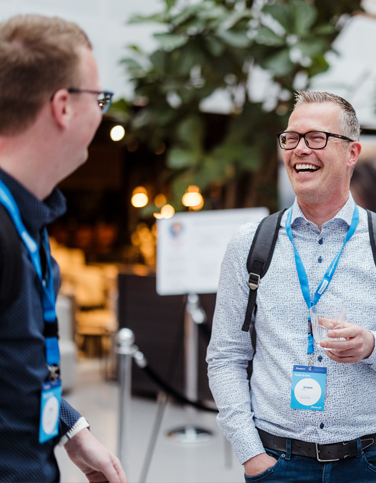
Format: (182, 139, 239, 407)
(347, 141, 361, 170)
(50, 89, 72, 129)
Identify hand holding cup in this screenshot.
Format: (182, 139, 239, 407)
(310, 305, 346, 350)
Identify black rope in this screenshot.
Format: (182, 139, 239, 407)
(137, 363, 218, 413)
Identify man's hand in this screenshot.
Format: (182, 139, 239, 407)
(243, 453, 277, 477)
(320, 323, 375, 363)
(64, 428, 127, 483)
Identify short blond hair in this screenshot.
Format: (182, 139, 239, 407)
(0, 14, 92, 135)
(294, 91, 360, 141)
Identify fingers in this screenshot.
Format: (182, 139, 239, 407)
(320, 326, 375, 362)
(325, 350, 358, 364)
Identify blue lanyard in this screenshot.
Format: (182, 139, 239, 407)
(0, 179, 59, 367)
(285, 203, 359, 354)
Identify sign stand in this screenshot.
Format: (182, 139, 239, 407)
(167, 294, 213, 443)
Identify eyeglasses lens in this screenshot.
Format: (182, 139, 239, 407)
(97, 93, 112, 113)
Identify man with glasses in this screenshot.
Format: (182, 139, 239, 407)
(207, 91, 376, 482)
(0, 14, 125, 483)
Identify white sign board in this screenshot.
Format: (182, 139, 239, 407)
(157, 207, 269, 295)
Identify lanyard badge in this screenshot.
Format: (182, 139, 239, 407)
(286, 203, 359, 411)
(0, 179, 61, 441)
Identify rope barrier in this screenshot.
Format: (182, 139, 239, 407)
(133, 350, 218, 414)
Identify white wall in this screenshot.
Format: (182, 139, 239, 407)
(2, 2, 376, 129)
(0, 0, 164, 100)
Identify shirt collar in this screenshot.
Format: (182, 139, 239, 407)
(289, 192, 355, 228)
(0, 168, 66, 240)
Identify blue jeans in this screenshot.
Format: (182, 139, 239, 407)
(244, 441, 376, 482)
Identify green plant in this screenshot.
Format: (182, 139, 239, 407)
(119, 0, 361, 211)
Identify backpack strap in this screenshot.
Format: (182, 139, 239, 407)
(242, 209, 285, 334)
(0, 203, 22, 312)
(367, 209, 376, 265)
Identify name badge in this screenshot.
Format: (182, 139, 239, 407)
(290, 365, 327, 411)
(39, 379, 62, 443)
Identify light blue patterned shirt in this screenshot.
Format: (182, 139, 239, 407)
(207, 194, 376, 464)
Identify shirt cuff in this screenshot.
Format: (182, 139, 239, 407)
(58, 416, 90, 446)
(361, 330, 376, 365)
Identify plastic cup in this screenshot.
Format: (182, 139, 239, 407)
(310, 305, 346, 349)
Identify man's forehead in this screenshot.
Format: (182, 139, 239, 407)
(287, 101, 342, 131)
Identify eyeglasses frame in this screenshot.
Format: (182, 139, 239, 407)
(276, 131, 355, 150)
(67, 88, 114, 114)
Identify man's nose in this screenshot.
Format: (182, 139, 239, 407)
(294, 135, 311, 154)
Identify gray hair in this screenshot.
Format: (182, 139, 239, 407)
(294, 91, 360, 141)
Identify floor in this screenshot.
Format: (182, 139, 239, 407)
(55, 359, 245, 483)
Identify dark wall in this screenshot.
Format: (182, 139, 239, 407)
(117, 273, 216, 401)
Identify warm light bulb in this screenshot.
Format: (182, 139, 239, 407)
(131, 186, 148, 208)
(161, 204, 175, 218)
(182, 192, 203, 207)
(131, 193, 148, 208)
(110, 125, 125, 141)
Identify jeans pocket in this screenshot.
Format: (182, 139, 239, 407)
(362, 447, 376, 473)
(244, 453, 285, 482)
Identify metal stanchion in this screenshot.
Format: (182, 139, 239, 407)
(168, 293, 213, 443)
(116, 328, 137, 474)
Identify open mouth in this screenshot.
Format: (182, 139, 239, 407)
(294, 163, 320, 173)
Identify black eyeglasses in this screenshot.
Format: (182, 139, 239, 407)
(277, 131, 355, 150)
(67, 88, 114, 114)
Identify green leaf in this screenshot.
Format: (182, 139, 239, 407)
(192, 156, 228, 189)
(263, 3, 293, 33)
(174, 43, 204, 75)
(295, 38, 329, 58)
(128, 13, 167, 24)
(307, 55, 330, 77)
(167, 148, 199, 169)
(313, 24, 337, 36)
(165, 0, 176, 11)
(262, 49, 294, 77)
(177, 116, 204, 150)
(292, 0, 317, 36)
(120, 58, 145, 76)
(198, 5, 226, 19)
(153, 33, 189, 51)
(170, 6, 201, 28)
(205, 36, 225, 56)
(217, 29, 251, 48)
(254, 26, 285, 47)
(221, 9, 253, 30)
(150, 50, 167, 73)
(127, 44, 145, 55)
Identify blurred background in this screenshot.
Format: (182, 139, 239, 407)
(2, 1, 376, 481)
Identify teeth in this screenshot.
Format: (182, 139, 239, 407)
(295, 164, 319, 171)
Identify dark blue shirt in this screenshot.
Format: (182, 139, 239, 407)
(0, 168, 81, 483)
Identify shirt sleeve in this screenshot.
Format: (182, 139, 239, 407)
(59, 397, 82, 437)
(206, 224, 265, 464)
(360, 330, 376, 368)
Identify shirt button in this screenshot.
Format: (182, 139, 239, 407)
(318, 238, 323, 245)
(320, 423, 324, 429)
(318, 355, 323, 362)
(318, 256, 323, 263)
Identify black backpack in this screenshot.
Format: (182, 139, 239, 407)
(242, 209, 376, 354)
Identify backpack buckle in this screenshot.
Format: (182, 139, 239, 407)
(248, 273, 260, 290)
